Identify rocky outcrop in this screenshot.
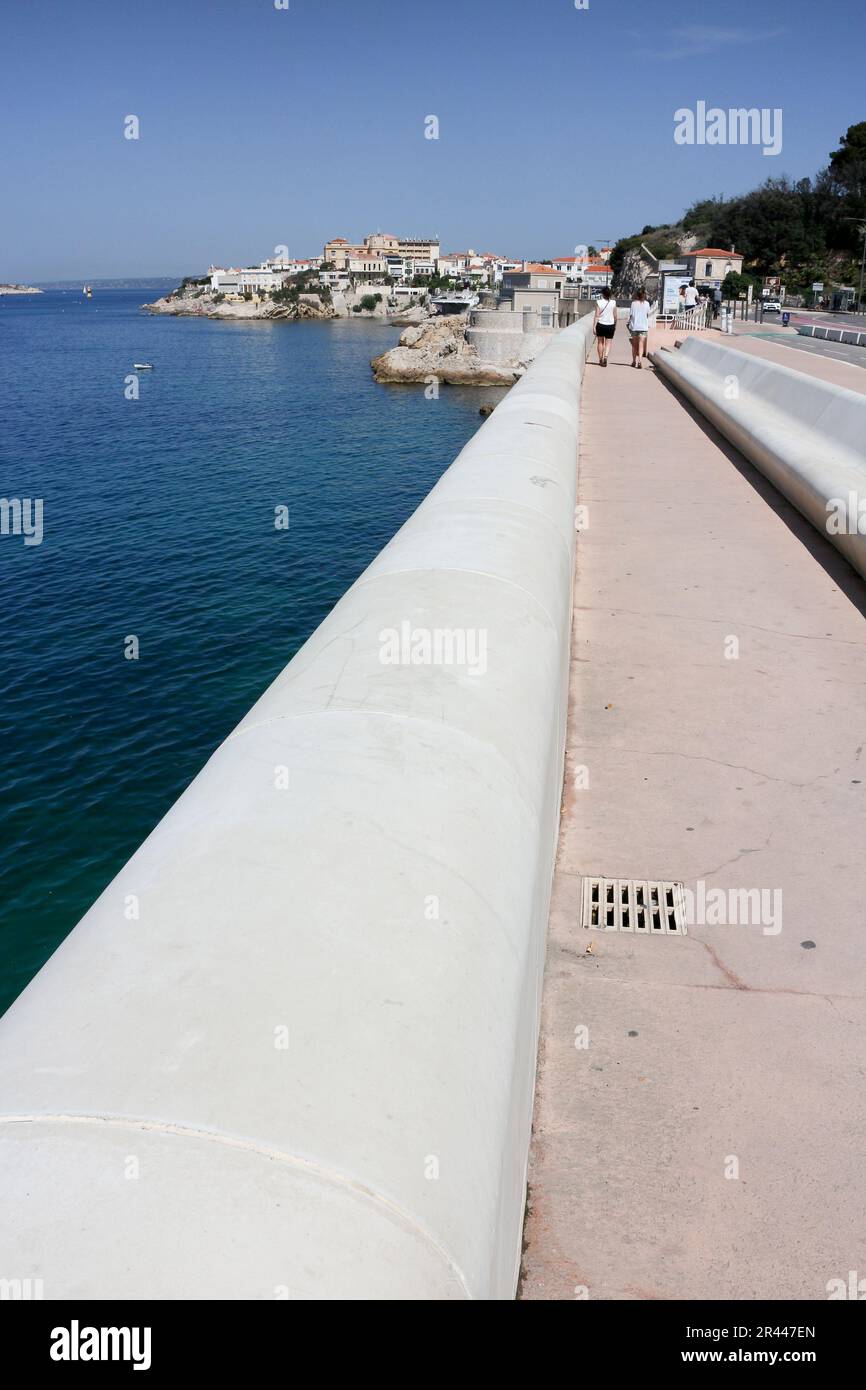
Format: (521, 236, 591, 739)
(614, 247, 652, 298)
(0, 283, 42, 294)
(371, 315, 519, 386)
(143, 279, 429, 326)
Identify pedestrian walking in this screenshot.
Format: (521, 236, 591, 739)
(627, 288, 651, 367)
(593, 287, 616, 366)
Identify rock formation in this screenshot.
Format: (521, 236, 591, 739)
(614, 247, 652, 298)
(371, 316, 519, 386)
(142, 284, 335, 321)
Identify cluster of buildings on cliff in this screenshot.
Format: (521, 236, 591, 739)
(207, 232, 617, 301)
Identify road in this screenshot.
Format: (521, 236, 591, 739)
(739, 311, 866, 371)
(795, 310, 866, 329)
(753, 329, 866, 371)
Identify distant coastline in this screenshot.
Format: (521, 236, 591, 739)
(0, 283, 43, 295)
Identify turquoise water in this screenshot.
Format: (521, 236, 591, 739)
(0, 290, 504, 1016)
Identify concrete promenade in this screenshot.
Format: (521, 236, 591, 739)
(520, 325, 866, 1299)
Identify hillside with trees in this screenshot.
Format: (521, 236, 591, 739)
(610, 122, 866, 304)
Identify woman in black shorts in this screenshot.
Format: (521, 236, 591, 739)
(593, 286, 616, 366)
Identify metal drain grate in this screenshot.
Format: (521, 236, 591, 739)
(581, 878, 687, 935)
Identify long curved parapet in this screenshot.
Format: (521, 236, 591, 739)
(0, 318, 593, 1300)
(653, 337, 866, 579)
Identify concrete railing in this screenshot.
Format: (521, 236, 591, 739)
(0, 316, 596, 1301)
(797, 322, 866, 348)
(653, 337, 866, 579)
(469, 307, 523, 330)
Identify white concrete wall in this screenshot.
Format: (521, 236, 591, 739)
(466, 325, 559, 366)
(653, 337, 866, 580)
(467, 308, 560, 366)
(797, 322, 866, 347)
(0, 317, 595, 1301)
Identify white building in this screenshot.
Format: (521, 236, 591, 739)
(551, 256, 586, 281)
(580, 262, 614, 289)
(679, 247, 744, 288)
(208, 254, 325, 298)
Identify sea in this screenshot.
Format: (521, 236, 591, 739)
(0, 287, 505, 1016)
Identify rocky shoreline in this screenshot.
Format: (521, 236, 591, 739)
(0, 283, 42, 295)
(142, 288, 336, 321)
(142, 281, 436, 326)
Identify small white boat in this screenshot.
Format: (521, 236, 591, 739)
(133, 362, 154, 370)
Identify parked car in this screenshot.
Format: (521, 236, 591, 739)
(763, 298, 782, 313)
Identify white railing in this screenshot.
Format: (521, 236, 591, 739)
(667, 301, 712, 331)
(654, 337, 866, 581)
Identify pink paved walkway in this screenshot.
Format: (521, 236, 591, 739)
(520, 325, 866, 1300)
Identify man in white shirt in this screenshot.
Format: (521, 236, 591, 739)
(684, 280, 699, 310)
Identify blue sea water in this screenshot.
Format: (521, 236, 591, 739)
(0, 289, 505, 1016)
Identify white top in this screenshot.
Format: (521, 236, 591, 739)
(684, 285, 699, 307)
(629, 299, 650, 332)
(595, 298, 616, 325)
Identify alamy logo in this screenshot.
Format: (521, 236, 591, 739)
(826, 492, 866, 535)
(674, 102, 782, 156)
(0, 497, 43, 546)
(682, 880, 782, 936)
(379, 621, 488, 676)
(50, 1320, 152, 1371)
(826, 1270, 866, 1299)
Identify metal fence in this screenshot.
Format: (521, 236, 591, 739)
(666, 301, 712, 331)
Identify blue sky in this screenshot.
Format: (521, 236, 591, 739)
(2, 0, 863, 278)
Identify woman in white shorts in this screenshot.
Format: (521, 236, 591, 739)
(628, 288, 651, 368)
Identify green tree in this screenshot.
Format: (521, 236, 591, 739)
(682, 196, 726, 232)
(721, 271, 758, 298)
(821, 122, 866, 250)
(703, 178, 826, 274)
(828, 122, 866, 202)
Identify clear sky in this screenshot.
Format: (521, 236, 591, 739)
(2, 0, 863, 279)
